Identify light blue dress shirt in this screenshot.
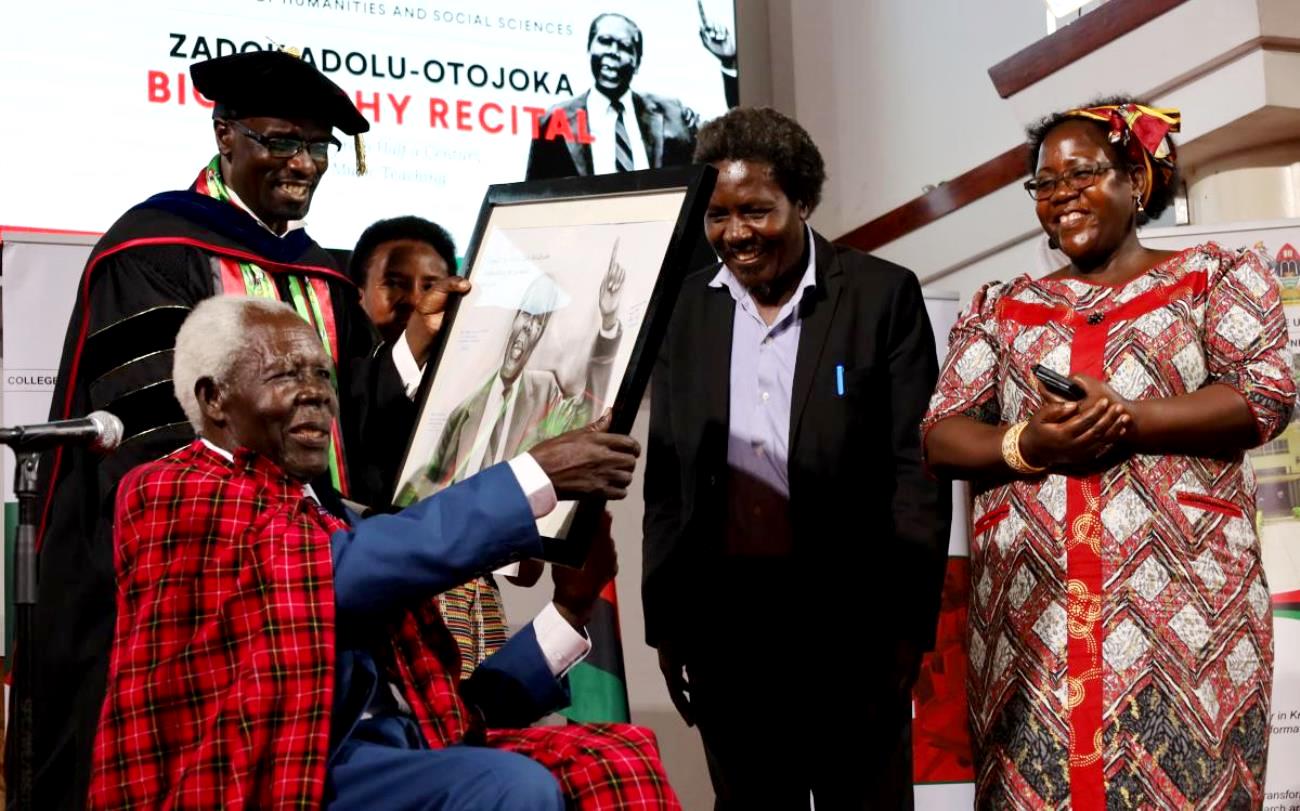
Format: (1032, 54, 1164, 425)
(708, 228, 817, 556)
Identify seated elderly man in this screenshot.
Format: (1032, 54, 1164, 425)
(88, 296, 679, 810)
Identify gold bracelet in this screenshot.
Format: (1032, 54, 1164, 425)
(1002, 421, 1046, 475)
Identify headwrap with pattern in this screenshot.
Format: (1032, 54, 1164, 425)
(1063, 103, 1179, 206)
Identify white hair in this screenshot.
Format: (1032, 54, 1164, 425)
(173, 296, 300, 431)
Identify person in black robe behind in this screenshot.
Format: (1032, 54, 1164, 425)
(14, 50, 469, 810)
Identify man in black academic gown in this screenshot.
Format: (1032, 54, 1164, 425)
(16, 50, 465, 810)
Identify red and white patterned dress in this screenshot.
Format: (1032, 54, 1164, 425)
(923, 243, 1295, 808)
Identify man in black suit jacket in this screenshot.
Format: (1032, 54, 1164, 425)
(525, 11, 738, 180)
(642, 107, 951, 809)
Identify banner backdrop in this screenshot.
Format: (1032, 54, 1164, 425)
(0, 231, 97, 650)
(912, 293, 977, 809)
(0, 0, 737, 251)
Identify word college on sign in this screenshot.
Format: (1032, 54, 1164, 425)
(6, 374, 58, 388)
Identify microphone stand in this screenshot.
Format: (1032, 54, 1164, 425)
(9, 451, 39, 810)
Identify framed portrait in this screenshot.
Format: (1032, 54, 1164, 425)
(392, 164, 717, 565)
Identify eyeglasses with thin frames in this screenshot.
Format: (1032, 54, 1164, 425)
(1024, 163, 1116, 201)
(224, 120, 341, 163)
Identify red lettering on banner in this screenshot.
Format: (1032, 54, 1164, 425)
(148, 71, 171, 103)
(544, 111, 573, 142)
(479, 103, 503, 134)
(575, 109, 594, 144)
(524, 107, 545, 138)
(146, 71, 214, 108)
(354, 92, 380, 123)
(143, 71, 573, 137)
(388, 94, 410, 126)
(429, 98, 449, 128)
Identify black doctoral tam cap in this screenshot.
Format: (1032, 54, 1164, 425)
(190, 49, 369, 136)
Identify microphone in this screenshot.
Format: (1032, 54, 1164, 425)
(0, 411, 124, 453)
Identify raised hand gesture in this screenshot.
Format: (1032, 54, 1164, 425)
(598, 240, 626, 333)
(697, 0, 737, 68)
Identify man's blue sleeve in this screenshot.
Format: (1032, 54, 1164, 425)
(330, 463, 543, 617)
(461, 623, 571, 727)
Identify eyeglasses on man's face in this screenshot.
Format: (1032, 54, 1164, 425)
(1024, 163, 1116, 201)
(225, 120, 341, 162)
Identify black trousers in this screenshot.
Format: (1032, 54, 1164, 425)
(680, 561, 917, 811)
(688, 650, 913, 811)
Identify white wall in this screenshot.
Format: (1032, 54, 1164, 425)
(782, 0, 1045, 241)
(745, 0, 1300, 304)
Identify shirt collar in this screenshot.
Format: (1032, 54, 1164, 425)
(199, 437, 318, 502)
(224, 185, 307, 237)
(592, 88, 634, 114)
(200, 436, 235, 463)
(495, 371, 520, 398)
(709, 225, 818, 309)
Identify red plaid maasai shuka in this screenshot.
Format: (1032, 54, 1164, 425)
(90, 440, 679, 809)
(486, 724, 679, 809)
(90, 442, 340, 809)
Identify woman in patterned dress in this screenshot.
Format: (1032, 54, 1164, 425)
(923, 98, 1295, 808)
